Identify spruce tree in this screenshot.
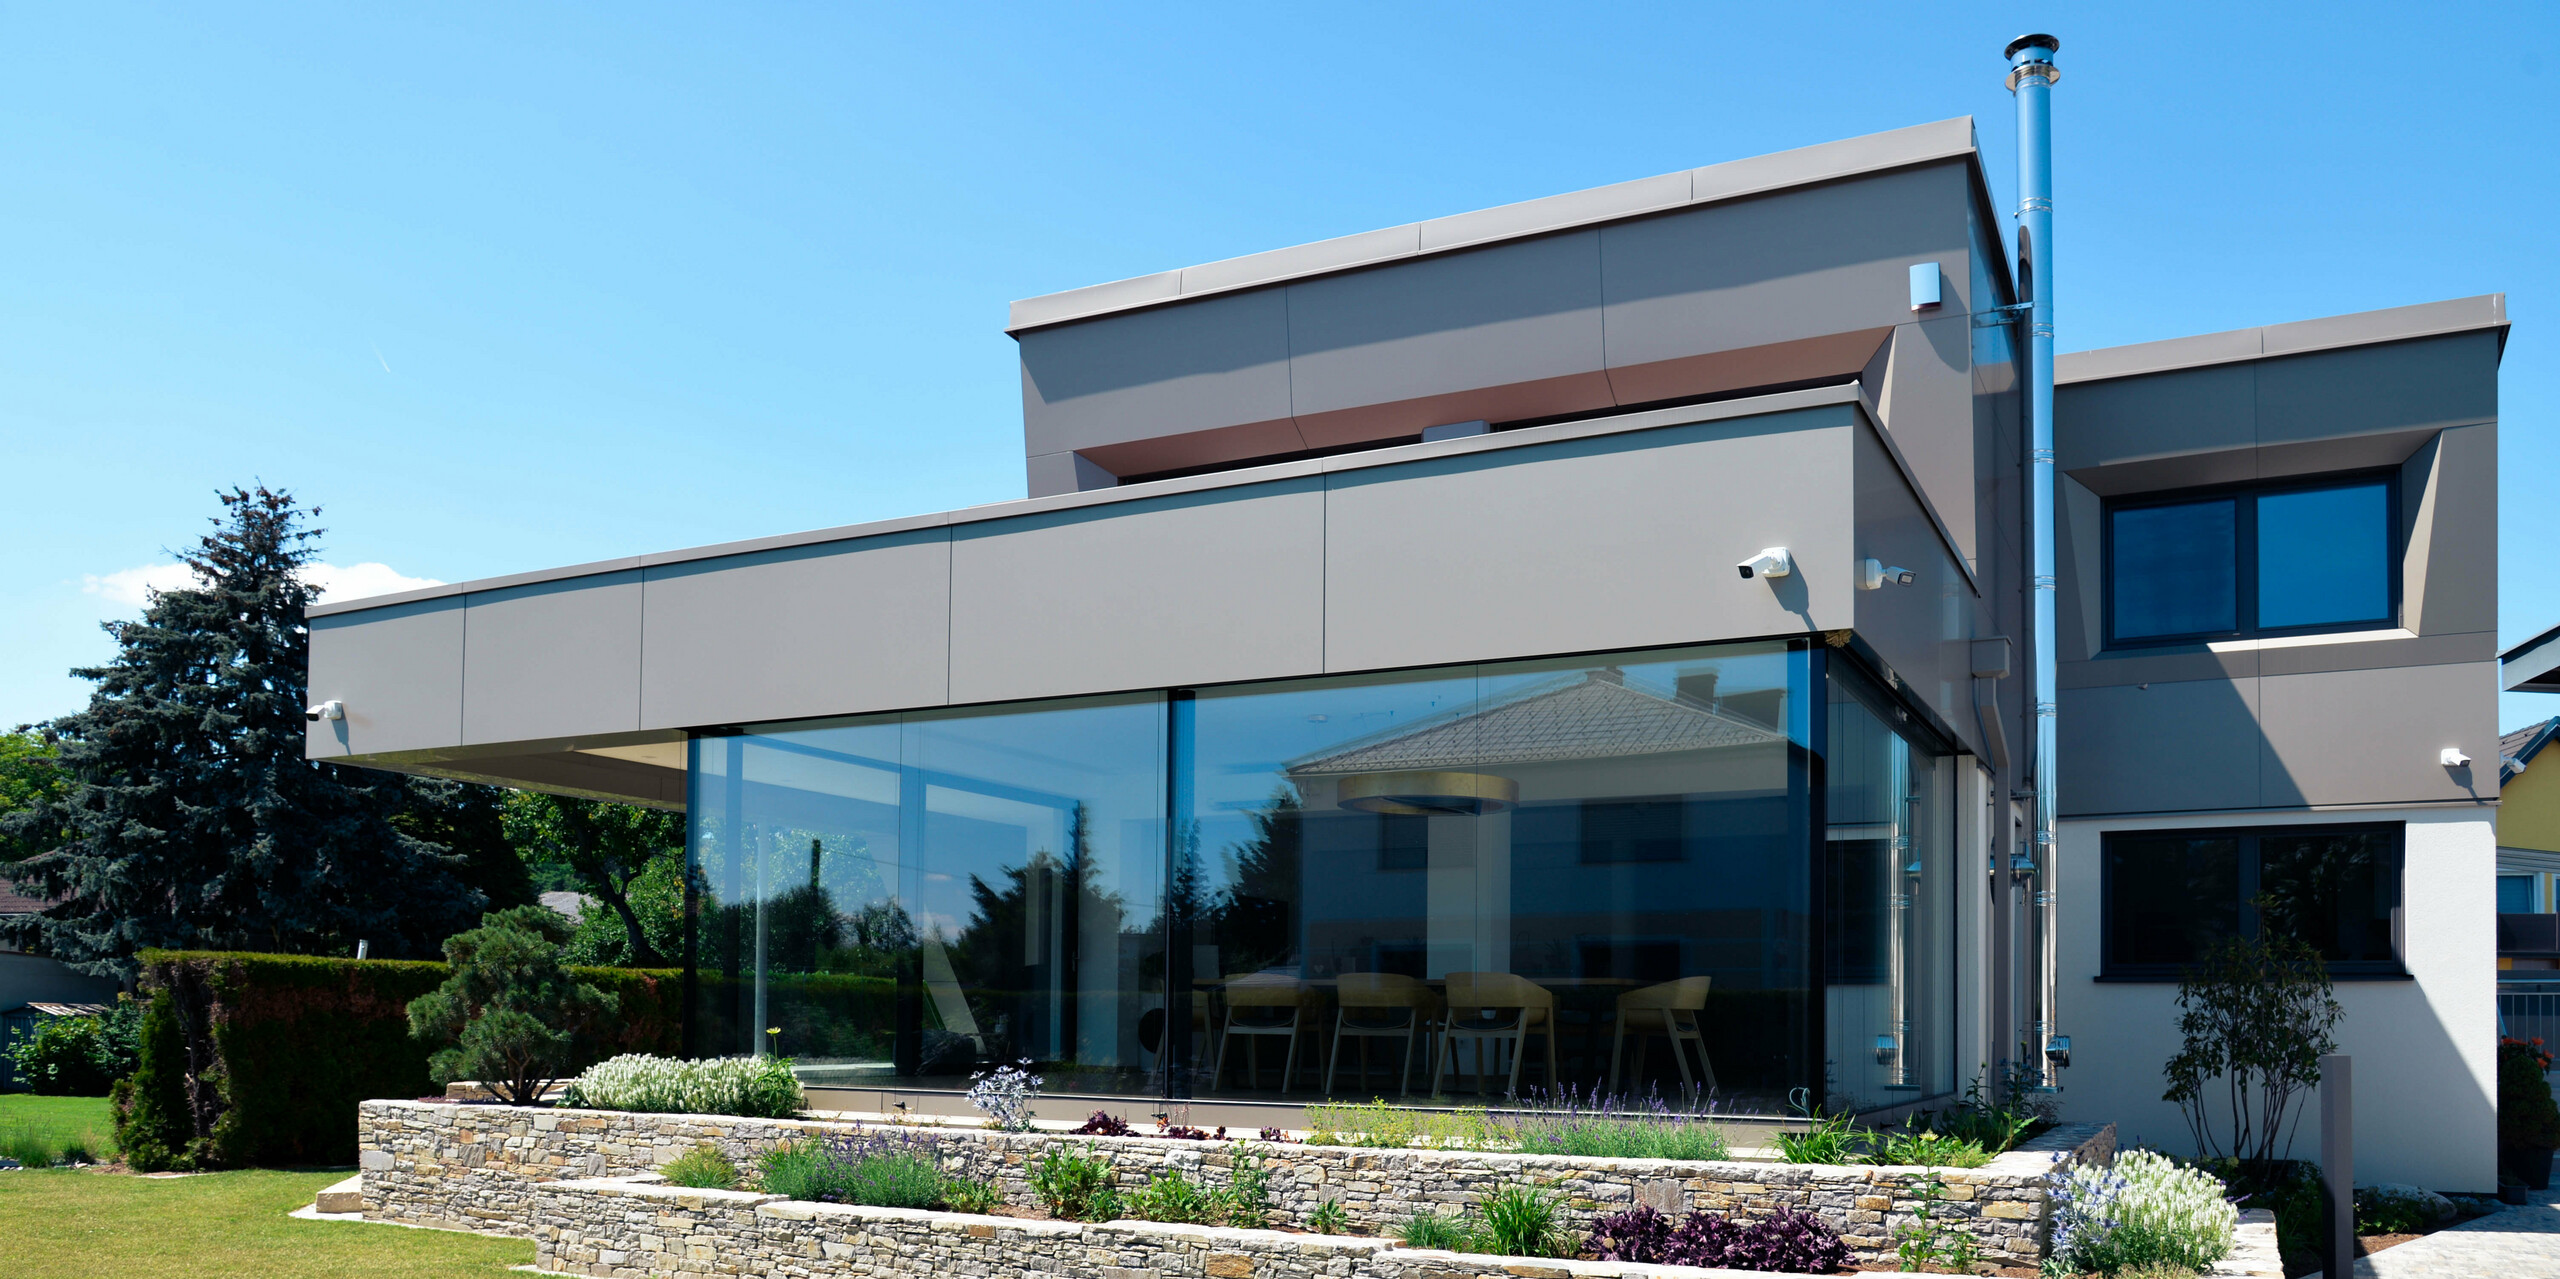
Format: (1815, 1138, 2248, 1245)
(0, 487, 485, 974)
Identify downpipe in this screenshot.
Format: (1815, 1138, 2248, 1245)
(2005, 33, 2069, 1091)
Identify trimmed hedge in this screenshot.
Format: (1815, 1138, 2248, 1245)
(114, 949, 681, 1169)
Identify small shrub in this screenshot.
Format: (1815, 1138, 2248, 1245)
(2047, 1150, 2237, 1275)
(2356, 1184, 2444, 1235)
(1029, 1143, 1119, 1221)
(560, 1053, 802, 1118)
(1590, 1203, 1674, 1261)
(6, 1004, 141, 1096)
(2501, 1037, 2560, 1150)
(1925, 1063, 2052, 1153)
(1889, 1173, 1979, 1273)
(1874, 1128, 1992, 1169)
(406, 906, 615, 1104)
(1774, 1101, 1865, 1165)
(757, 1141, 830, 1201)
(940, 1175, 1002, 1214)
(1072, 1110, 1132, 1136)
(1478, 1185, 1570, 1258)
(660, 1144, 740, 1190)
(1225, 1146, 1274, 1228)
(1725, 1205, 1851, 1274)
(1400, 1208, 1474, 1250)
(1124, 1167, 1223, 1224)
(968, 1059, 1043, 1132)
(1304, 1098, 1500, 1150)
(2163, 932, 2340, 1168)
(1307, 1197, 1350, 1235)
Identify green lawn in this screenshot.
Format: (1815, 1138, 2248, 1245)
(0, 1168, 533, 1278)
(0, 1093, 116, 1165)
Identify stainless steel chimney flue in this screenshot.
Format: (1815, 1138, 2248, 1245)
(2004, 32, 2064, 1091)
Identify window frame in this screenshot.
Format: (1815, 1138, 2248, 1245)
(2101, 470, 2402, 648)
(2097, 822, 2408, 982)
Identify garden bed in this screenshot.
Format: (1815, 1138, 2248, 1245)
(356, 1099, 2111, 1269)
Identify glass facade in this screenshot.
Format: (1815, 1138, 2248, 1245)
(685, 638, 1961, 1115)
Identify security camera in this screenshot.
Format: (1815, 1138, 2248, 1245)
(306, 700, 344, 723)
(2440, 747, 2471, 768)
(1859, 559, 1918, 590)
(1736, 547, 1793, 580)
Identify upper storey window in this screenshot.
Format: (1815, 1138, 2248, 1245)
(2105, 475, 2397, 645)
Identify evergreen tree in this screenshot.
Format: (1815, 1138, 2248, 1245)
(0, 487, 485, 974)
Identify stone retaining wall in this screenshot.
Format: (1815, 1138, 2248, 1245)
(528, 1175, 1852, 1279)
(358, 1100, 2112, 1269)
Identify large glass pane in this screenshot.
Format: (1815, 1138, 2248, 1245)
(1180, 643, 1808, 1112)
(686, 695, 1166, 1096)
(2257, 482, 2390, 630)
(2111, 498, 2238, 639)
(2103, 834, 2241, 968)
(1823, 670, 1953, 1108)
(2259, 828, 2399, 966)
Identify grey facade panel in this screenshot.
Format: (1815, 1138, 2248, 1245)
(1874, 314, 1981, 569)
(306, 596, 465, 759)
(1849, 410, 1984, 755)
(459, 571, 644, 745)
(2053, 362, 2257, 473)
(1321, 409, 1856, 675)
(1598, 163, 1970, 384)
(2059, 646, 2258, 690)
(1018, 288, 1299, 470)
(2059, 678, 2264, 816)
(2254, 331, 2500, 446)
(2406, 422, 2498, 638)
(639, 530, 954, 731)
(2254, 630, 2499, 677)
(2257, 662, 2498, 807)
(947, 476, 1326, 704)
(1284, 231, 1610, 447)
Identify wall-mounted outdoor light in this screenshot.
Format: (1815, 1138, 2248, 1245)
(1874, 1034, 1898, 1066)
(1909, 263, 1942, 311)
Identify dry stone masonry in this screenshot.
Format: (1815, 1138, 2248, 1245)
(357, 1099, 2112, 1270)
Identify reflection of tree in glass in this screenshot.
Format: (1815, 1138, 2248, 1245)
(1209, 789, 1302, 977)
(2257, 832, 2380, 962)
(946, 804, 1125, 1063)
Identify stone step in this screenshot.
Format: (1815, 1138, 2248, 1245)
(313, 1175, 364, 1215)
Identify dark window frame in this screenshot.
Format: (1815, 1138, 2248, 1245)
(2098, 822, 2408, 981)
(2101, 470, 2402, 648)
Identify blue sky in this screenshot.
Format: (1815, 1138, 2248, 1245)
(6, 3, 2556, 732)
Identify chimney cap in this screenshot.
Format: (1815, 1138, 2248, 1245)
(2005, 33, 2060, 59)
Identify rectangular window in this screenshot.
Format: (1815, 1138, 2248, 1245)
(2500, 874, 2538, 915)
(2105, 475, 2396, 645)
(2101, 824, 2405, 979)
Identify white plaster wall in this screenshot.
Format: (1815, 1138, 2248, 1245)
(2051, 807, 2495, 1191)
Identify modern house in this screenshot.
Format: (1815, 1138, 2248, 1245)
(302, 112, 2504, 1186)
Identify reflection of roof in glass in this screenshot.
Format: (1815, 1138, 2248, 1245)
(1287, 668, 1783, 775)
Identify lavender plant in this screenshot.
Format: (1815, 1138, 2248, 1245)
(1499, 1085, 1731, 1161)
(968, 1058, 1044, 1132)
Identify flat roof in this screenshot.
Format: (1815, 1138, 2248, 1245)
(2506, 622, 2560, 695)
(308, 382, 1884, 619)
(2055, 294, 2509, 385)
(1006, 117, 1986, 334)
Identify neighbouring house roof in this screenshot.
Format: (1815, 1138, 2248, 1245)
(0, 886, 55, 917)
(9, 1002, 110, 1019)
(1289, 667, 1782, 777)
(2506, 623, 2560, 694)
(2505, 718, 2560, 787)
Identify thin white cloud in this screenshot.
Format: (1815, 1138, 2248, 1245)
(82, 561, 446, 610)
(80, 562, 199, 606)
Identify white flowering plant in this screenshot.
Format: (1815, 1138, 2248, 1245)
(968, 1059, 1044, 1132)
(558, 1053, 804, 1119)
(2042, 1149, 2237, 1276)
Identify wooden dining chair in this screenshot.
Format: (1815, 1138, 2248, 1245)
(1325, 972, 1441, 1096)
(1435, 972, 1557, 1098)
(1608, 976, 1716, 1094)
(1213, 974, 1321, 1091)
